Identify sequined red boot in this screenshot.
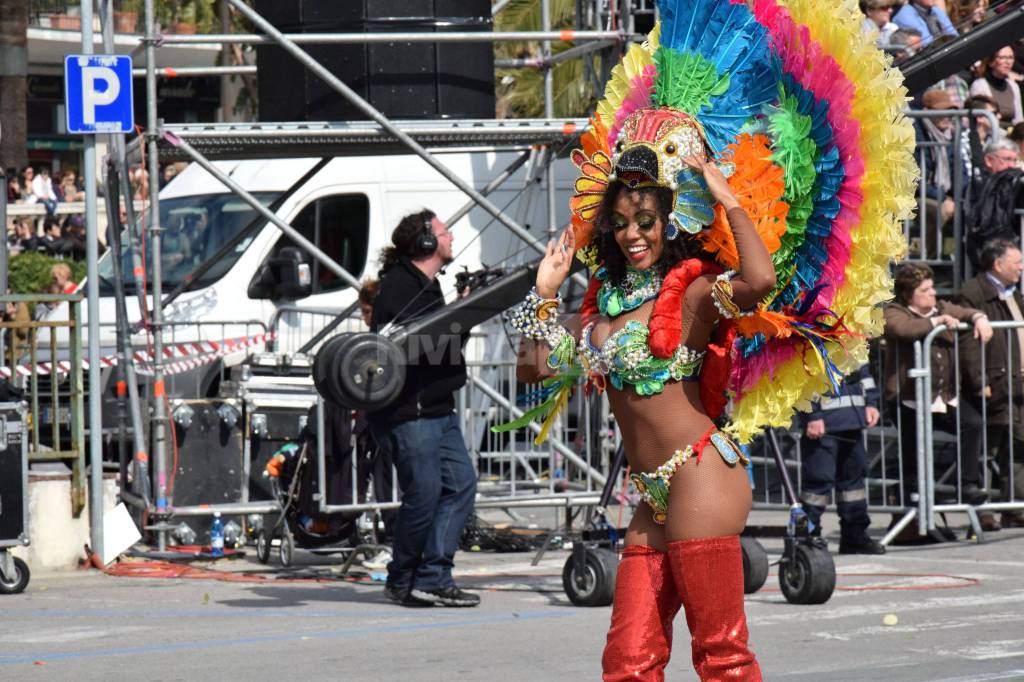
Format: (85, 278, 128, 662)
(601, 545, 681, 682)
(667, 536, 762, 681)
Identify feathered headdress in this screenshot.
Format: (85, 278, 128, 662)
(570, 0, 918, 442)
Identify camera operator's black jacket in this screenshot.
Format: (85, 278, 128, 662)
(369, 257, 467, 424)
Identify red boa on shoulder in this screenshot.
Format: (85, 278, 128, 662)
(577, 259, 733, 420)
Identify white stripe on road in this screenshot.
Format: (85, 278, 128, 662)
(750, 589, 1024, 625)
(924, 670, 1024, 682)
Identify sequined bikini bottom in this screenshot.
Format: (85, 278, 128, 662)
(630, 427, 749, 525)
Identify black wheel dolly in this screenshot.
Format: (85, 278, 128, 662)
(560, 429, 836, 606)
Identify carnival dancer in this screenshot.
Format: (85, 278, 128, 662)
(498, 0, 917, 679)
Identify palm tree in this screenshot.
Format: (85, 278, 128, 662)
(495, 0, 613, 119)
(0, 0, 28, 172)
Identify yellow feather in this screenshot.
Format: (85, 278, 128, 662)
(533, 385, 572, 445)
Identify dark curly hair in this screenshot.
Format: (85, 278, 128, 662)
(594, 180, 705, 285)
(892, 262, 933, 306)
(377, 209, 436, 276)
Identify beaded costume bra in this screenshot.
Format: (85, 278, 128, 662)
(579, 266, 705, 395)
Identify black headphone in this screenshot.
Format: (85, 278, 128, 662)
(414, 212, 438, 257)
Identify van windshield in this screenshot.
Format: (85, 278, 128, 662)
(98, 192, 280, 295)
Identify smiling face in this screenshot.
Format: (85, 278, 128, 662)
(610, 189, 665, 271)
(993, 246, 1024, 286)
(991, 46, 1015, 79)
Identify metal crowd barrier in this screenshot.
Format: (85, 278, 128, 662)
(916, 320, 1024, 538)
(0, 293, 86, 516)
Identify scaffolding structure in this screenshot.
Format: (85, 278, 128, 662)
(86, 0, 640, 552)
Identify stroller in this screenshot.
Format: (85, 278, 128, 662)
(254, 403, 388, 569)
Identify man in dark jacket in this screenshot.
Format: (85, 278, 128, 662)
(369, 210, 479, 608)
(799, 365, 886, 554)
(958, 238, 1024, 529)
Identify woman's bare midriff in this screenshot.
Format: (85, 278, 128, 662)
(590, 297, 753, 544)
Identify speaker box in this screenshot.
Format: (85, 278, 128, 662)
(255, 0, 494, 121)
(0, 404, 27, 545)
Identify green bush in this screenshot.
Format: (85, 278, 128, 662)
(8, 253, 86, 294)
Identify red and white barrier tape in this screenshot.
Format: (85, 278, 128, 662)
(0, 331, 276, 379)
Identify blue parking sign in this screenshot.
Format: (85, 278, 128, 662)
(64, 55, 134, 134)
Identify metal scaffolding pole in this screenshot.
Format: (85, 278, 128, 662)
(541, 0, 558, 242)
(144, 0, 170, 550)
(155, 30, 623, 45)
(98, 0, 153, 514)
(225, 0, 586, 288)
(80, 0, 104, 564)
(131, 65, 257, 77)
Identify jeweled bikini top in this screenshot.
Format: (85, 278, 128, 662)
(581, 267, 705, 395)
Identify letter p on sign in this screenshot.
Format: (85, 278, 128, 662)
(64, 55, 134, 134)
(81, 65, 120, 125)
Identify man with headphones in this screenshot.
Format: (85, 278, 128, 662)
(368, 210, 479, 608)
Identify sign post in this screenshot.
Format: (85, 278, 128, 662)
(65, 23, 134, 561)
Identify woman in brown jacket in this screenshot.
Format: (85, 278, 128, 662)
(883, 263, 992, 530)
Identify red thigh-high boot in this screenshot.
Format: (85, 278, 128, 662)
(601, 545, 681, 682)
(667, 536, 761, 682)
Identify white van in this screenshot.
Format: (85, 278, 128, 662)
(52, 148, 572, 393)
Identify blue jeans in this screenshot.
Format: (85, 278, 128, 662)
(372, 413, 476, 591)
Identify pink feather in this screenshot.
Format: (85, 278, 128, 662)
(606, 66, 656, 150)
(730, 0, 868, 393)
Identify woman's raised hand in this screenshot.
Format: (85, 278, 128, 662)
(535, 228, 576, 299)
(683, 154, 740, 211)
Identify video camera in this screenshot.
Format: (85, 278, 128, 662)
(455, 265, 507, 297)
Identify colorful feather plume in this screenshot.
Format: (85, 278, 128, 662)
(566, 0, 916, 442)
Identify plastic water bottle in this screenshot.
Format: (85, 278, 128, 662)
(210, 512, 225, 557)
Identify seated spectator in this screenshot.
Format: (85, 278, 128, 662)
(18, 166, 35, 202)
(969, 46, 1023, 129)
(861, 0, 899, 47)
(60, 216, 87, 261)
(29, 166, 58, 216)
(884, 263, 992, 540)
(915, 89, 971, 253)
(51, 263, 77, 295)
(892, 0, 957, 47)
(9, 217, 41, 255)
(1008, 122, 1024, 150)
(965, 94, 1000, 175)
(55, 169, 83, 202)
(159, 163, 184, 189)
(889, 27, 923, 62)
(130, 166, 148, 201)
(41, 217, 66, 257)
(6, 175, 23, 204)
(2, 297, 31, 361)
(958, 238, 1024, 530)
(946, 0, 988, 31)
(965, 139, 1022, 268)
(33, 283, 62, 321)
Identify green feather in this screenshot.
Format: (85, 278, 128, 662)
(767, 88, 819, 288)
(653, 48, 729, 115)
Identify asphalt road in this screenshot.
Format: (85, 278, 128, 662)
(2, 511, 1023, 682)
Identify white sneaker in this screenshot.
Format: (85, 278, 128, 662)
(362, 549, 392, 571)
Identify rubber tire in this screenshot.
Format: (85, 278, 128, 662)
(740, 536, 769, 595)
(562, 547, 617, 607)
(255, 528, 271, 564)
(0, 557, 30, 595)
(779, 542, 836, 605)
(278, 532, 294, 567)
